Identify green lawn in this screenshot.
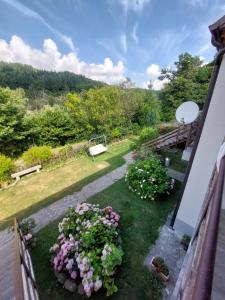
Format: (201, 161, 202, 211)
(160, 148, 188, 173)
(0, 139, 135, 229)
(31, 179, 180, 300)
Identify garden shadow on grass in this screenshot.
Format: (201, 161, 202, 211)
(0, 150, 129, 230)
(31, 179, 181, 300)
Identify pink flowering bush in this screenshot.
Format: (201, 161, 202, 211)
(19, 218, 36, 249)
(50, 203, 123, 297)
(125, 154, 175, 201)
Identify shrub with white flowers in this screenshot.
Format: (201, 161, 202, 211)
(50, 203, 123, 297)
(125, 154, 175, 201)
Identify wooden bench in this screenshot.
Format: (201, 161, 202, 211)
(11, 165, 42, 181)
(14, 218, 39, 300)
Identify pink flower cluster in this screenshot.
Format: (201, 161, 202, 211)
(105, 206, 120, 227)
(51, 234, 79, 279)
(76, 255, 102, 297)
(24, 233, 32, 241)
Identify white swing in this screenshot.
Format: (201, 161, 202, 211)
(88, 135, 107, 160)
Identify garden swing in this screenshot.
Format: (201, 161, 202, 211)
(88, 135, 107, 160)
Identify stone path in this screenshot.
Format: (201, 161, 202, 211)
(167, 168, 185, 182)
(144, 224, 186, 300)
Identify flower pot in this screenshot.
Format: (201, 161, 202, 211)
(150, 257, 170, 282)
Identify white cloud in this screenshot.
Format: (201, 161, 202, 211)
(0, 35, 126, 84)
(131, 23, 139, 44)
(143, 78, 169, 90)
(2, 0, 75, 51)
(120, 33, 127, 53)
(144, 63, 169, 90)
(117, 0, 151, 13)
(146, 64, 161, 78)
(181, 0, 208, 6)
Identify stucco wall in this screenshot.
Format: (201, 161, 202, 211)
(174, 54, 225, 235)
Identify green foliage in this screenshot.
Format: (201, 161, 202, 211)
(22, 146, 52, 165)
(0, 87, 31, 155)
(30, 106, 78, 146)
(126, 155, 174, 201)
(159, 53, 213, 121)
(19, 218, 36, 249)
(0, 82, 161, 156)
(0, 154, 14, 184)
(139, 127, 159, 144)
(0, 62, 104, 98)
(181, 234, 191, 250)
(111, 128, 122, 139)
(102, 244, 123, 276)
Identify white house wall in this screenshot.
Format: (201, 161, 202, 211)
(174, 54, 225, 235)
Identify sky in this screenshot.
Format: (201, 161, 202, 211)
(0, 0, 224, 89)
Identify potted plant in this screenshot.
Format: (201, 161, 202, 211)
(150, 256, 169, 282)
(181, 234, 191, 251)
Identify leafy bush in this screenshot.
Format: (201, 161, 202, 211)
(125, 155, 175, 201)
(0, 154, 14, 184)
(181, 234, 191, 251)
(50, 203, 123, 297)
(22, 146, 52, 165)
(139, 127, 159, 144)
(19, 218, 36, 249)
(111, 127, 121, 139)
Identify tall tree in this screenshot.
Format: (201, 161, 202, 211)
(159, 53, 213, 121)
(0, 88, 31, 155)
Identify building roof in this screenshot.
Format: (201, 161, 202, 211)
(209, 15, 225, 50)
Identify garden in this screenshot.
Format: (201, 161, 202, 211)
(31, 154, 180, 300)
(0, 139, 135, 229)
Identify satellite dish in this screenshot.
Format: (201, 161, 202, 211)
(176, 101, 199, 124)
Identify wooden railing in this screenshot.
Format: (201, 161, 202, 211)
(171, 155, 225, 300)
(14, 219, 39, 300)
(141, 123, 193, 154)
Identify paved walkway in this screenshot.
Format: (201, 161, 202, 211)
(145, 224, 186, 299)
(167, 168, 185, 182)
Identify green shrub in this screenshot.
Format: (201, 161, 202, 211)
(0, 154, 14, 184)
(139, 127, 159, 144)
(111, 128, 121, 139)
(125, 155, 175, 201)
(22, 146, 52, 165)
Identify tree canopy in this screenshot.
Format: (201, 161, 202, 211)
(159, 53, 213, 121)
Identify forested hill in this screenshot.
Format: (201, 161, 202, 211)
(0, 62, 105, 94)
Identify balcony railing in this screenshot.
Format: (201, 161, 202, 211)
(171, 153, 225, 299)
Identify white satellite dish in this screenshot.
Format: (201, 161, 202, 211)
(176, 101, 199, 124)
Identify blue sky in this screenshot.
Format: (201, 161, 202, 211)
(0, 0, 224, 89)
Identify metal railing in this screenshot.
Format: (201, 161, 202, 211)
(171, 155, 225, 299)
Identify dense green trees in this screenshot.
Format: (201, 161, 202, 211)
(159, 53, 213, 121)
(0, 62, 104, 105)
(0, 86, 160, 156)
(0, 87, 33, 155)
(0, 53, 213, 156)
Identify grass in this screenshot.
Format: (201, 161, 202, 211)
(31, 179, 181, 300)
(160, 148, 188, 173)
(0, 139, 135, 229)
